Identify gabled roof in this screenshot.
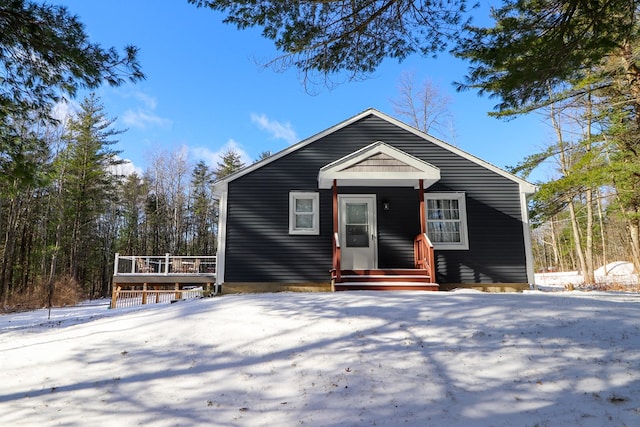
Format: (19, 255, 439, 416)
(318, 141, 440, 189)
(213, 108, 537, 195)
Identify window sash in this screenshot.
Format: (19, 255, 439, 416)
(289, 192, 319, 234)
(424, 193, 468, 249)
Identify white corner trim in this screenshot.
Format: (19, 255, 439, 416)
(520, 191, 536, 285)
(216, 190, 228, 289)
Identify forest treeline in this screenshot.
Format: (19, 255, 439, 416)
(0, 94, 246, 309)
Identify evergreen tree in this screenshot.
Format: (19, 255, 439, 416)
(116, 173, 148, 255)
(0, 1, 143, 121)
(189, 161, 215, 254)
(0, 1, 143, 184)
(254, 151, 272, 163)
(214, 149, 245, 180)
(455, 0, 640, 272)
(188, 0, 469, 86)
(57, 94, 124, 287)
(454, 0, 639, 116)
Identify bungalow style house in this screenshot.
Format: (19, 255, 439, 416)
(213, 109, 537, 293)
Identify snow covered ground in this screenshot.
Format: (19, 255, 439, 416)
(1, 291, 640, 426)
(535, 261, 639, 290)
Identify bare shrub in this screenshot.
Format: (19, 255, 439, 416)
(592, 282, 640, 292)
(1, 276, 84, 313)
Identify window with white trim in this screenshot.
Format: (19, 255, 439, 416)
(424, 192, 469, 250)
(289, 192, 320, 235)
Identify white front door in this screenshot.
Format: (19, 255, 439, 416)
(339, 195, 377, 270)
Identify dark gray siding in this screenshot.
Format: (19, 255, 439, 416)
(224, 114, 528, 284)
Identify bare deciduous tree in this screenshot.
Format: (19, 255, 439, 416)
(390, 71, 455, 142)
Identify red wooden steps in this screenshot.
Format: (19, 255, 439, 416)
(334, 269, 438, 291)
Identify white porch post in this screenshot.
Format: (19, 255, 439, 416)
(520, 189, 536, 287)
(113, 253, 120, 276)
(216, 190, 228, 294)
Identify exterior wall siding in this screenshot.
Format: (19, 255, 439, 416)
(223, 114, 529, 285)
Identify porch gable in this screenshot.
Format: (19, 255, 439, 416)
(318, 141, 440, 189)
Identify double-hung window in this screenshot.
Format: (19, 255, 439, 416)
(424, 192, 469, 250)
(289, 192, 319, 235)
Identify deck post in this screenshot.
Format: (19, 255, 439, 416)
(142, 283, 147, 305)
(164, 253, 170, 275)
(111, 286, 121, 309)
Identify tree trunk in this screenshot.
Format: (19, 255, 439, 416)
(550, 216, 562, 270)
(568, 200, 588, 278)
(0, 193, 20, 303)
(596, 191, 608, 274)
(584, 189, 595, 284)
(628, 217, 640, 273)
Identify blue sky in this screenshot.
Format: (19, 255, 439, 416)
(55, 0, 554, 182)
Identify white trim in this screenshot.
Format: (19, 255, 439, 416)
(520, 191, 536, 285)
(424, 192, 469, 250)
(289, 192, 320, 235)
(215, 190, 228, 291)
(213, 108, 537, 196)
(212, 111, 375, 195)
(318, 141, 440, 189)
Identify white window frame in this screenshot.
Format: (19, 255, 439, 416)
(289, 192, 320, 235)
(424, 192, 469, 250)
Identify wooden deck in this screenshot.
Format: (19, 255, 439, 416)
(112, 273, 217, 285)
(111, 254, 218, 308)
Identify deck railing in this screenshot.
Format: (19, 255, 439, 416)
(113, 253, 217, 276)
(331, 232, 342, 283)
(414, 233, 436, 281)
(111, 285, 205, 309)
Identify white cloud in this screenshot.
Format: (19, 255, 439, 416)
(250, 113, 298, 145)
(190, 139, 251, 169)
(118, 90, 171, 129)
(51, 99, 79, 123)
(109, 157, 143, 177)
(132, 91, 157, 110)
(122, 109, 172, 129)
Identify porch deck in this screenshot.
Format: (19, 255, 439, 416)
(329, 178, 439, 291)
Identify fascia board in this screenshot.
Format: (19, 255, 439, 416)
(367, 110, 538, 194)
(211, 108, 381, 196)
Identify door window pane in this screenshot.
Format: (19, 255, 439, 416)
(346, 203, 367, 224)
(345, 202, 369, 247)
(346, 225, 369, 247)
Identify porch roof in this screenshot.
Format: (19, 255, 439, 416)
(318, 141, 441, 189)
